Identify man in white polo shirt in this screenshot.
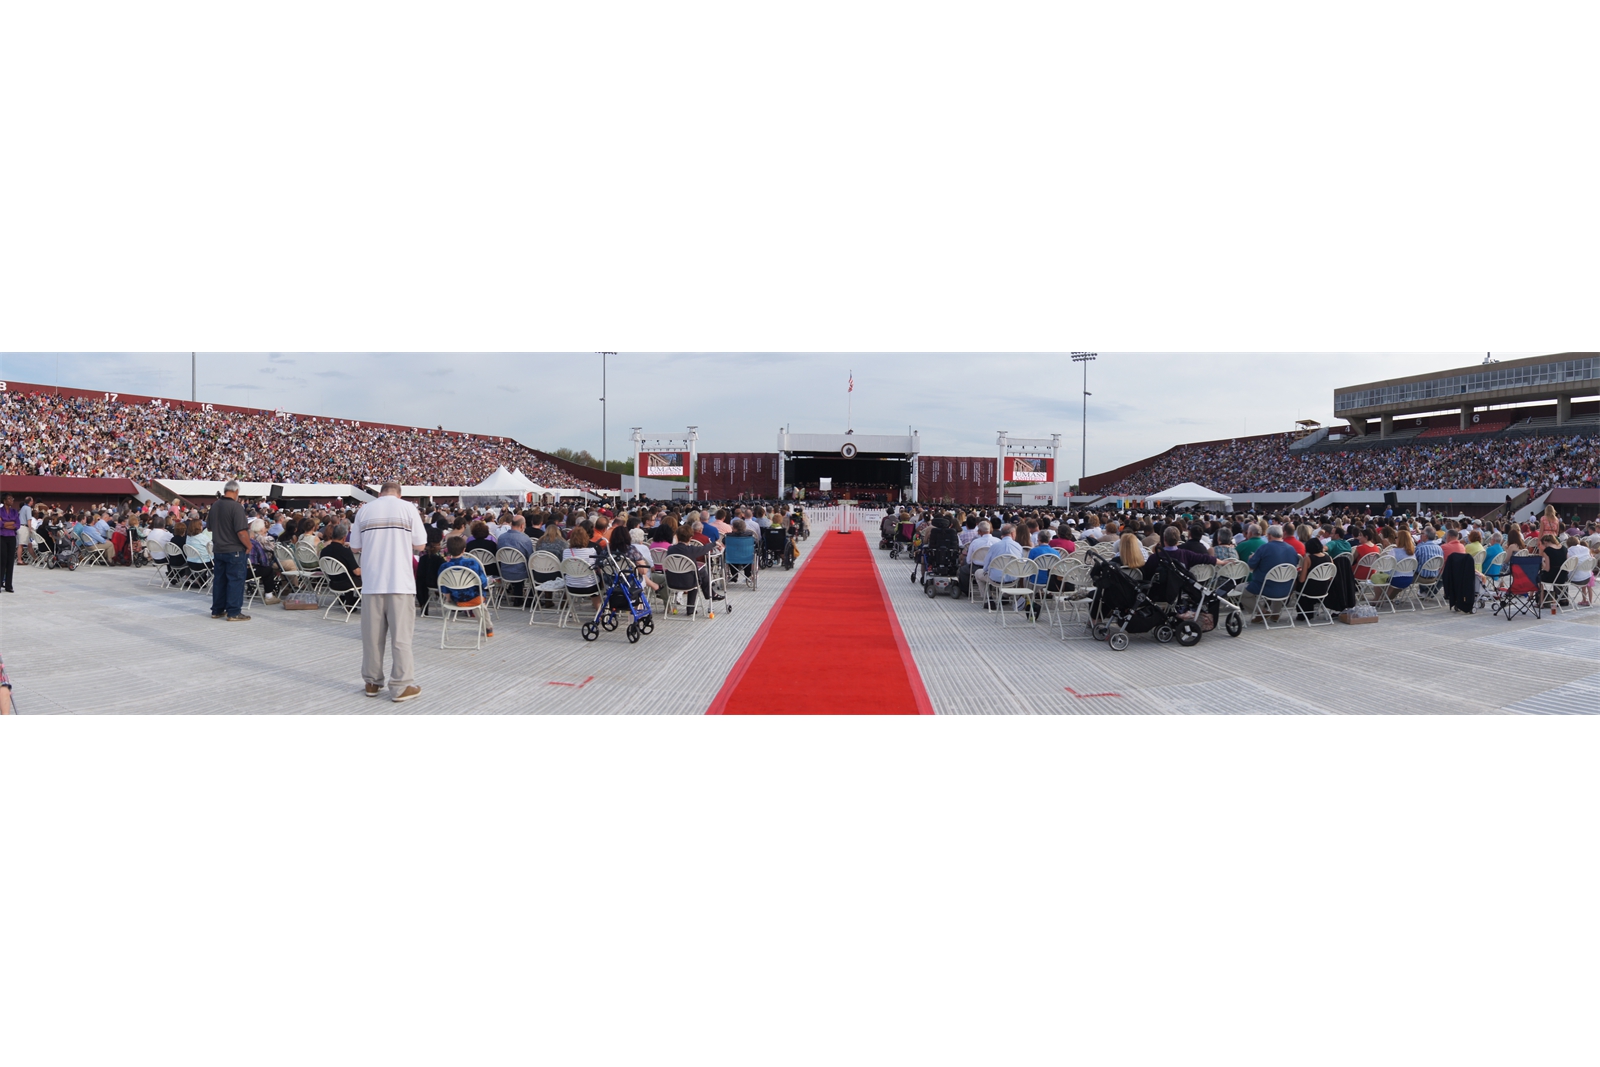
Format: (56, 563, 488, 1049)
(350, 481, 428, 703)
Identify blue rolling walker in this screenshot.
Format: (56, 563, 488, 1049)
(582, 554, 656, 643)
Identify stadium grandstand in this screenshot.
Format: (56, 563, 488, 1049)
(1083, 353, 1599, 518)
(0, 379, 613, 497)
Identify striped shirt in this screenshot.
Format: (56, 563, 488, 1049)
(350, 494, 427, 595)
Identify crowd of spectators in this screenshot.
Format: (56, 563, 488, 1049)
(1099, 431, 1599, 497)
(0, 390, 603, 491)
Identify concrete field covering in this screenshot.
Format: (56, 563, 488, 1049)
(3, 537, 1597, 714)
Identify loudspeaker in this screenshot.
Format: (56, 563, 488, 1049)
(1384, 492, 1398, 508)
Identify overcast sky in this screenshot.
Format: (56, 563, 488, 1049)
(2, 352, 1531, 477)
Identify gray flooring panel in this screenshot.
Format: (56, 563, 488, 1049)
(872, 544, 1600, 716)
(0, 553, 810, 715)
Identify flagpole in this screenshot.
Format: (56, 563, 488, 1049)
(848, 370, 853, 433)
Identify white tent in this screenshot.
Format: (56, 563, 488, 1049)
(1145, 482, 1235, 510)
(462, 466, 534, 503)
(507, 468, 540, 494)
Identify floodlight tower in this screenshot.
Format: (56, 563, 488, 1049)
(1071, 352, 1097, 486)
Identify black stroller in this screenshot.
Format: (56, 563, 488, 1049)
(761, 526, 795, 570)
(581, 553, 656, 644)
(1088, 556, 1237, 650)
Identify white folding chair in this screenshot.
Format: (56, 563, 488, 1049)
(527, 550, 567, 625)
(1543, 556, 1578, 613)
(1566, 557, 1594, 610)
(183, 544, 213, 592)
(992, 556, 1041, 626)
(1411, 556, 1445, 610)
(438, 568, 490, 649)
(294, 543, 328, 596)
(968, 546, 992, 605)
(558, 558, 599, 628)
(659, 554, 704, 620)
(1044, 559, 1094, 636)
(493, 547, 528, 609)
(1290, 561, 1339, 626)
(1248, 564, 1300, 629)
(317, 556, 362, 621)
(1358, 554, 1397, 612)
(1390, 557, 1422, 611)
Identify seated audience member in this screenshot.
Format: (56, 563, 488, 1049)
(1283, 524, 1308, 557)
(982, 524, 1025, 583)
(1415, 527, 1443, 569)
(438, 535, 494, 636)
(1565, 535, 1593, 607)
(562, 526, 602, 617)
(1295, 536, 1332, 588)
(723, 519, 758, 582)
(1156, 526, 1216, 569)
(1115, 531, 1146, 568)
(1325, 526, 1353, 558)
(1242, 525, 1300, 620)
(145, 520, 175, 561)
(1235, 524, 1266, 563)
(1538, 534, 1568, 613)
(246, 520, 280, 605)
(1439, 529, 1466, 560)
(1387, 528, 1418, 594)
(1351, 528, 1380, 577)
(415, 540, 445, 612)
(689, 520, 712, 546)
(664, 525, 717, 606)
(495, 514, 536, 603)
(319, 522, 361, 608)
(610, 525, 659, 597)
(535, 518, 568, 560)
(700, 517, 721, 545)
(464, 521, 499, 573)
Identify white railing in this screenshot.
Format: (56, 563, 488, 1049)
(807, 505, 887, 534)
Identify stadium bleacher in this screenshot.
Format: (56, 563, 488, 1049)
(1, 381, 605, 493)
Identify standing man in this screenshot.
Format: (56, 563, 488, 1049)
(208, 481, 253, 621)
(350, 481, 427, 703)
(0, 495, 20, 593)
(16, 497, 34, 565)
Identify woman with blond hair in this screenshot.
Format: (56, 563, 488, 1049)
(1116, 532, 1145, 568)
(1539, 505, 1562, 541)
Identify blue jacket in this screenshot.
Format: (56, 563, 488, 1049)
(438, 556, 490, 604)
(1246, 540, 1301, 597)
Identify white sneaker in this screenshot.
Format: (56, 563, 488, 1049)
(264, 594, 280, 605)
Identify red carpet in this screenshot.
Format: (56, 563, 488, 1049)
(708, 531, 934, 715)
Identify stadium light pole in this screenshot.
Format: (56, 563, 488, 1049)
(1071, 352, 1097, 485)
(597, 352, 615, 473)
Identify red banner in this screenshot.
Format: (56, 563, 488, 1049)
(1004, 456, 1053, 483)
(917, 456, 996, 505)
(696, 452, 780, 500)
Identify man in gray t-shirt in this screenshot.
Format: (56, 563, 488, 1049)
(207, 483, 253, 621)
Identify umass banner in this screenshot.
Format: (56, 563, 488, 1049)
(639, 451, 686, 477)
(698, 452, 779, 500)
(1004, 456, 1053, 483)
(917, 456, 996, 505)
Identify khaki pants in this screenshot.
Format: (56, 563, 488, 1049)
(361, 593, 416, 697)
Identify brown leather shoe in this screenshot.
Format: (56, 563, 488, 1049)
(226, 614, 252, 622)
(392, 685, 422, 703)
(364, 684, 383, 698)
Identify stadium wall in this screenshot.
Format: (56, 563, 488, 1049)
(522, 448, 622, 490)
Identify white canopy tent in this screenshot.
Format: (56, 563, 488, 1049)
(462, 466, 536, 504)
(1144, 482, 1235, 511)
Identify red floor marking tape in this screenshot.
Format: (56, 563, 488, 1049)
(1065, 687, 1123, 699)
(547, 676, 596, 689)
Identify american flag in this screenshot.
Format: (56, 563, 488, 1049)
(848, 372, 853, 393)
